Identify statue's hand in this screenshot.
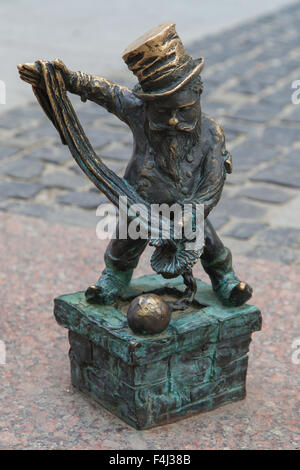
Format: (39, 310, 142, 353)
(53, 58, 72, 82)
(18, 59, 72, 89)
(17, 62, 43, 88)
(53, 59, 74, 89)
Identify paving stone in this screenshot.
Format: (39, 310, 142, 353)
(27, 146, 70, 164)
(251, 151, 300, 188)
(285, 2, 300, 14)
(251, 65, 288, 88)
(202, 102, 225, 118)
(39, 171, 87, 190)
(101, 145, 133, 161)
(0, 181, 41, 199)
(246, 244, 297, 265)
(45, 206, 97, 228)
(262, 126, 300, 148)
(238, 185, 294, 204)
(208, 214, 230, 231)
(117, 132, 133, 146)
(74, 104, 110, 124)
(276, 150, 299, 170)
(69, 164, 85, 176)
(232, 62, 292, 95)
(231, 157, 257, 172)
(0, 145, 21, 160)
(223, 119, 260, 136)
(262, 84, 296, 108)
(70, 161, 126, 179)
(56, 191, 105, 209)
(228, 39, 259, 56)
(231, 141, 280, 171)
(103, 114, 131, 130)
(4, 203, 97, 228)
(0, 104, 41, 129)
(225, 171, 248, 187)
(223, 130, 239, 143)
(231, 79, 261, 95)
(255, 47, 285, 62)
(282, 107, 300, 123)
(85, 128, 131, 149)
(213, 197, 267, 220)
(281, 54, 300, 71)
(17, 121, 58, 139)
(230, 102, 280, 123)
(77, 115, 105, 127)
(3, 203, 54, 218)
(0, 200, 15, 211)
(2, 157, 45, 179)
(202, 80, 220, 98)
(224, 222, 268, 240)
(216, 58, 258, 83)
(256, 227, 300, 251)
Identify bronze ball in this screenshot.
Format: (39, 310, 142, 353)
(127, 293, 171, 334)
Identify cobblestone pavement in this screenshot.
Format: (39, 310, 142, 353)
(1, 2, 300, 264)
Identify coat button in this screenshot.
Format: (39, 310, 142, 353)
(182, 187, 189, 195)
(186, 171, 192, 178)
(186, 155, 193, 163)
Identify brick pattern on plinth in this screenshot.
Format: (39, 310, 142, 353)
(54, 275, 262, 429)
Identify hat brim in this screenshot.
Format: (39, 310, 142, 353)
(132, 57, 204, 101)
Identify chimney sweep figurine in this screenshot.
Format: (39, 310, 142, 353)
(18, 22, 253, 311)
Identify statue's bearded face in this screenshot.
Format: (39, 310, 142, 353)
(144, 86, 202, 182)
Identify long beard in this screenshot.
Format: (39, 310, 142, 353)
(146, 119, 201, 183)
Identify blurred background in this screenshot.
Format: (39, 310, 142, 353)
(1, 0, 299, 264)
(1, 0, 300, 255)
(0, 0, 290, 110)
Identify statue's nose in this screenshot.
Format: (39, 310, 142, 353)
(168, 115, 178, 126)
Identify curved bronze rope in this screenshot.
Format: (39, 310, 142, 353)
(33, 60, 152, 230)
(32, 60, 203, 276)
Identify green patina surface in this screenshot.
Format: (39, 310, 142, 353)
(54, 274, 262, 429)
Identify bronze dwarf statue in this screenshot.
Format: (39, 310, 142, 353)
(18, 22, 253, 310)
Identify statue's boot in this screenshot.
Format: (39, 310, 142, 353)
(201, 246, 253, 307)
(85, 263, 134, 305)
(85, 234, 148, 305)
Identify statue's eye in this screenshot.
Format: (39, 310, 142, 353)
(181, 106, 192, 112)
(178, 107, 195, 117)
(178, 108, 187, 114)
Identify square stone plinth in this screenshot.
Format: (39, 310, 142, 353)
(54, 275, 262, 429)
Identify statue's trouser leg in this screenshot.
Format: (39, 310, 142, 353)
(104, 235, 148, 283)
(85, 232, 148, 304)
(201, 218, 252, 306)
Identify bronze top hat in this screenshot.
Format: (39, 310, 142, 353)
(122, 22, 204, 100)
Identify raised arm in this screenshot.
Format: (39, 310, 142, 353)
(18, 59, 142, 126)
(66, 70, 141, 125)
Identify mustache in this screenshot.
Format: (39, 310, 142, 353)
(148, 120, 197, 133)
